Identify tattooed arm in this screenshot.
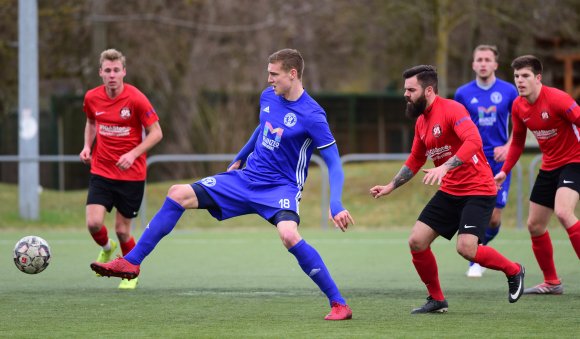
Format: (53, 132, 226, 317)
(370, 165, 416, 199)
(422, 155, 464, 186)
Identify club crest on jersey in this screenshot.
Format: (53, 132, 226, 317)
(284, 113, 297, 127)
(490, 91, 503, 104)
(432, 124, 442, 138)
(200, 176, 216, 187)
(541, 111, 550, 120)
(120, 107, 131, 119)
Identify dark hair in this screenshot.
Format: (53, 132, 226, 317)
(511, 55, 543, 75)
(474, 44, 499, 61)
(268, 49, 304, 79)
(402, 65, 438, 93)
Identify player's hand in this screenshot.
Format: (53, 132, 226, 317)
(494, 171, 507, 190)
(422, 165, 448, 185)
(79, 147, 91, 164)
(370, 184, 394, 198)
(329, 209, 355, 232)
(116, 152, 136, 171)
(227, 160, 241, 172)
(493, 145, 509, 162)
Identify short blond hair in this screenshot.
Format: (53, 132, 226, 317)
(100, 49, 126, 68)
(473, 44, 499, 61)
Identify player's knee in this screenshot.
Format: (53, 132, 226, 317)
(278, 228, 301, 248)
(456, 243, 476, 261)
(115, 230, 131, 243)
(408, 236, 427, 252)
(527, 219, 546, 236)
(554, 206, 573, 226)
(167, 184, 192, 207)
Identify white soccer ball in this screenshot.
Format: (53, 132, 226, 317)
(13, 235, 51, 274)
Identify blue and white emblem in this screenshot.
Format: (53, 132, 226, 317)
(200, 176, 216, 187)
(490, 91, 503, 104)
(283, 113, 297, 127)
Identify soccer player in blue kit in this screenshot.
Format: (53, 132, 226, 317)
(454, 45, 518, 277)
(91, 48, 355, 321)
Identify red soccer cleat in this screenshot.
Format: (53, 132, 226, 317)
(324, 301, 353, 321)
(90, 257, 140, 280)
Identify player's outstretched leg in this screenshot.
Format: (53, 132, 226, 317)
(89, 197, 185, 278)
(288, 239, 352, 320)
(91, 257, 140, 280)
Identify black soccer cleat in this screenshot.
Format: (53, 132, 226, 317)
(411, 296, 448, 314)
(507, 263, 525, 303)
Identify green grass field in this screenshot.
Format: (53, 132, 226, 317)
(1, 228, 579, 338)
(1, 157, 579, 337)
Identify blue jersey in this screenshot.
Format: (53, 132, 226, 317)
(244, 87, 336, 188)
(454, 79, 518, 158)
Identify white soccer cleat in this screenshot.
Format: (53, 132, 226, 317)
(466, 263, 486, 278)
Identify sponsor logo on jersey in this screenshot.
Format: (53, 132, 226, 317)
(490, 91, 503, 104)
(95, 111, 106, 116)
(120, 107, 131, 119)
(532, 128, 557, 140)
(432, 124, 442, 138)
(200, 176, 216, 187)
(477, 106, 497, 126)
(426, 145, 452, 161)
(283, 113, 297, 127)
(262, 121, 284, 150)
(98, 125, 130, 137)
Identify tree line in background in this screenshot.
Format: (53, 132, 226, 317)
(0, 0, 578, 179)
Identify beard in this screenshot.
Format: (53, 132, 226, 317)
(405, 93, 427, 119)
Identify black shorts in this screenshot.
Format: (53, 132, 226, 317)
(418, 191, 496, 242)
(86, 174, 145, 219)
(530, 163, 580, 209)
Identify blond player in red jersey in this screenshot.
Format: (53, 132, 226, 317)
(370, 65, 525, 314)
(495, 55, 580, 295)
(79, 49, 162, 289)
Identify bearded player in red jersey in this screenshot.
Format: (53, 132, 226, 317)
(79, 49, 163, 289)
(495, 55, 580, 295)
(370, 65, 525, 314)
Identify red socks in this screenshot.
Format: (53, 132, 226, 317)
(566, 221, 580, 260)
(473, 245, 520, 276)
(91, 226, 109, 246)
(531, 231, 560, 283)
(120, 236, 136, 256)
(411, 248, 445, 301)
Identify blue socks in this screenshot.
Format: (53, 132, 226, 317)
(124, 197, 185, 265)
(288, 239, 346, 305)
(483, 224, 500, 245)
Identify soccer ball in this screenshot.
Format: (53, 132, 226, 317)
(13, 235, 51, 274)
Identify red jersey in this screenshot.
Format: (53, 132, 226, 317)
(405, 96, 497, 196)
(83, 84, 159, 181)
(502, 86, 580, 173)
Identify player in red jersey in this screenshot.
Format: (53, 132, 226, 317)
(370, 65, 524, 314)
(79, 49, 162, 289)
(495, 55, 580, 295)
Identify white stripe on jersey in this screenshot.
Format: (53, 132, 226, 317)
(572, 123, 580, 142)
(295, 138, 312, 188)
(295, 189, 302, 215)
(317, 140, 336, 150)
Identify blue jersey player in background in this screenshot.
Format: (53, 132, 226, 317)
(454, 45, 518, 278)
(91, 48, 355, 321)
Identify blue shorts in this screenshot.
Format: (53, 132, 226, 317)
(194, 170, 301, 223)
(488, 157, 511, 209)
